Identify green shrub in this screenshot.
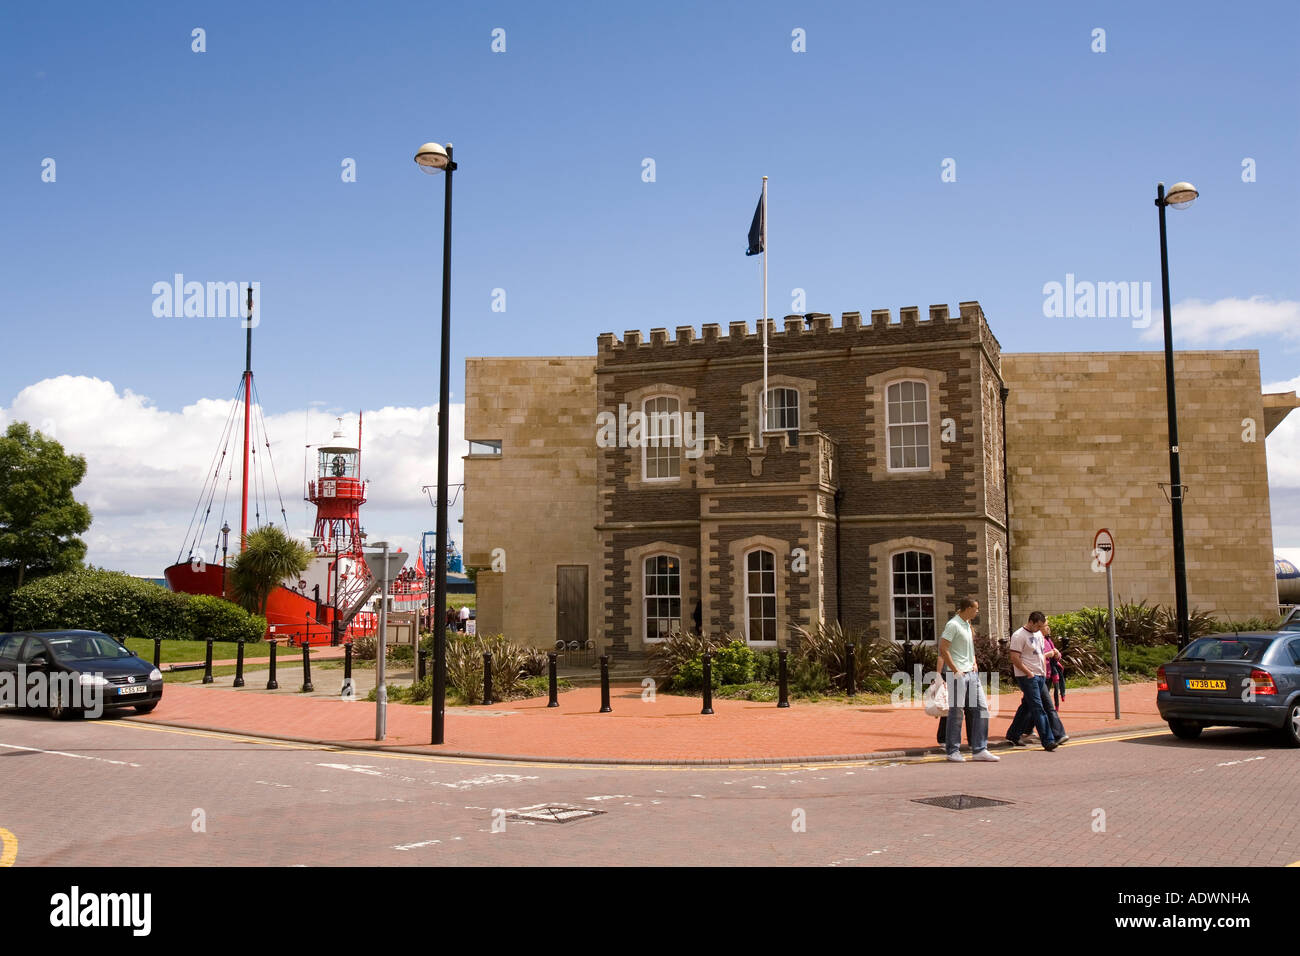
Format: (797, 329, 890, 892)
(387, 644, 415, 664)
(648, 630, 735, 690)
(752, 649, 780, 682)
(791, 621, 895, 687)
(350, 636, 378, 661)
(8, 568, 264, 642)
(718, 682, 778, 702)
(790, 656, 830, 694)
(444, 633, 532, 703)
(712, 640, 754, 685)
(183, 594, 265, 643)
(1211, 616, 1281, 633)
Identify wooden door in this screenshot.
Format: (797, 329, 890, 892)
(556, 566, 588, 646)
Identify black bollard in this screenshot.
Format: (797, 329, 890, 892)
(301, 640, 314, 693)
(903, 640, 913, 675)
(342, 640, 354, 698)
(845, 642, 856, 696)
(266, 639, 279, 690)
(202, 638, 214, 684)
(153, 637, 162, 670)
(701, 653, 714, 715)
(778, 648, 790, 708)
(599, 655, 612, 713)
(233, 638, 245, 688)
(418, 646, 427, 682)
(547, 652, 559, 707)
(482, 652, 493, 705)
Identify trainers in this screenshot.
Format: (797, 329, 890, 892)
(946, 752, 966, 762)
(1023, 733, 1038, 742)
(1006, 737, 1028, 747)
(1056, 734, 1070, 743)
(972, 749, 1000, 762)
(1043, 741, 1058, 752)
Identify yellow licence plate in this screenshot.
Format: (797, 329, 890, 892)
(1186, 679, 1226, 691)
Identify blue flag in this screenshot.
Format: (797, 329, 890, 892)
(746, 192, 764, 256)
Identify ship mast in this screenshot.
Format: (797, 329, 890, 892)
(240, 284, 253, 552)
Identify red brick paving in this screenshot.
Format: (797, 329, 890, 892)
(133, 678, 1166, 763)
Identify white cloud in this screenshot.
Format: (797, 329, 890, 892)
(0, 376, 463, 575)
(1139, 296, 1300, 345)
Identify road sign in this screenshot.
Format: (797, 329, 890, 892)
(1093, 528, 1115, 569)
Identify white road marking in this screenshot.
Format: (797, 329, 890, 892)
(393, 839, 441, 851)
(1216, 756, 1266, 767)
(439, 773, 539, 790)
(317, 763, 383, 775)
(256, 780, 292, 788)
(0, 741, 140, 768)
(584, 794, 631, 801)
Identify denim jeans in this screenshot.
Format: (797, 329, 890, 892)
(1008, 675, 1056, 744)
(945, 671, 989, 755)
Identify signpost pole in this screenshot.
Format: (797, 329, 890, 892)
(1106, 562, 1120, 719)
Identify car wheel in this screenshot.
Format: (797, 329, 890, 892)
(1280, 702, 1300, 748)
(133, 702, 159, 715)
(1168, 719, 1202, 740)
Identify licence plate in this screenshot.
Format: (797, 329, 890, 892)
(1186, 679, 1226, 691)
(116, 686, 148, 695)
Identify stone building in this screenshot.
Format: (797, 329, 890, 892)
(462, 303, 1294, 655)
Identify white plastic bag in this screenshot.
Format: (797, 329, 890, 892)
(923, 675, 949, 717)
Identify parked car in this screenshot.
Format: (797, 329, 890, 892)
(0, 630, 163, 719)
(1157, 631, 1300, 746)
(1280, 608, 1300, 632)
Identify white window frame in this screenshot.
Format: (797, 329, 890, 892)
(643, 553, 682, 643)
(764, 387, 800, 433)
(885, 379, 931, 473)
(743, 547, 778, 646)
(889, 548, 936, 643)
(641, 395, 681, 483)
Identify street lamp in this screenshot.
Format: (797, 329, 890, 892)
(414, 140, 457, 745)
(221, 522, 230, 599)
(1155, 180, 1198, 648)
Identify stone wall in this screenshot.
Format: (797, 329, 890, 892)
(1002, 350, 1278, 621)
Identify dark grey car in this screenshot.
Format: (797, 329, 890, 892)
(0, 629, 163, 719)
(1157, 632, 1300, 745)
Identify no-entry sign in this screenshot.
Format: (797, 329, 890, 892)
(1093, 528, 1115, 569)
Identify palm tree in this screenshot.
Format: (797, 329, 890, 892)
(227, 525, 315, 615)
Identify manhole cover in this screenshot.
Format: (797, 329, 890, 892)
(505, 804, 607, 824)
(912, 794, 1012, 811)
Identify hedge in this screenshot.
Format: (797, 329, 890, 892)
(8, 569, 265, 642)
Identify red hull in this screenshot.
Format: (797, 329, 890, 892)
(163, 563, 371, 646)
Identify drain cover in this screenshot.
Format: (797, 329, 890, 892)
(912, 794, 1012, 811)
(506, 804, 607, 824)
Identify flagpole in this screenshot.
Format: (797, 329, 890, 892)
(761, 175, 768, 440)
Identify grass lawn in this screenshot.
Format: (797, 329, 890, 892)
(124, 637, 325, 664)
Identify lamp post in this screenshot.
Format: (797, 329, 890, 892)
(415, 140, 457, 745)
(221, 522, 230, 599)
(1155, 180, 1198, 649)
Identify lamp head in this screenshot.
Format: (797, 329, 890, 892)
(1164, 181, 1198, 209)
(414, 142, 450, 174)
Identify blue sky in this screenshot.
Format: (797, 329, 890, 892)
(2, 0, 1297, 571)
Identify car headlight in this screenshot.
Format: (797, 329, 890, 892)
(148, 668, 162, 681)
(78, 673, 109, 687)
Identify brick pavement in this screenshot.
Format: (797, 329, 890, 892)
(132, 677, 1166, 763)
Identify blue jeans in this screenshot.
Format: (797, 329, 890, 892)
(1008, 675, 1056, 745)
(945, 671, 989, 755)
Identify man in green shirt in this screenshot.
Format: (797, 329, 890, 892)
(939, 597, 998, 762)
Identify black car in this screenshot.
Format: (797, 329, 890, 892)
(0, 629, 163, 719)
(1157, 631, 1300, 746)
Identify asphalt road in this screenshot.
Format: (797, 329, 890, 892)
(1, 712, 1297, 867)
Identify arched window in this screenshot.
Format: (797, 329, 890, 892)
(745, 549, 777, 643)
(644, 554, 681, 641)
(642, 396, 681, 481)
(891, 550, 935, 642)
(765, 387, 799, 432)
(886, 380, 930, 471)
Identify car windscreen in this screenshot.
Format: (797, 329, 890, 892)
(1177, 636, 1272, 663)
(1281, 616, 1300, 633)
(45, 634, 133, 661)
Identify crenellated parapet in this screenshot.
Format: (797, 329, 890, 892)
(597, 301, 998, 364)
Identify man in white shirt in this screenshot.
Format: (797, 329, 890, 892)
(939, 597, 999, 763)
(1006, 611, 1059, 751)
(458, 605, 471, 632)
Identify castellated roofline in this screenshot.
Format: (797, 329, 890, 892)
(597, 301, 993, 354)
